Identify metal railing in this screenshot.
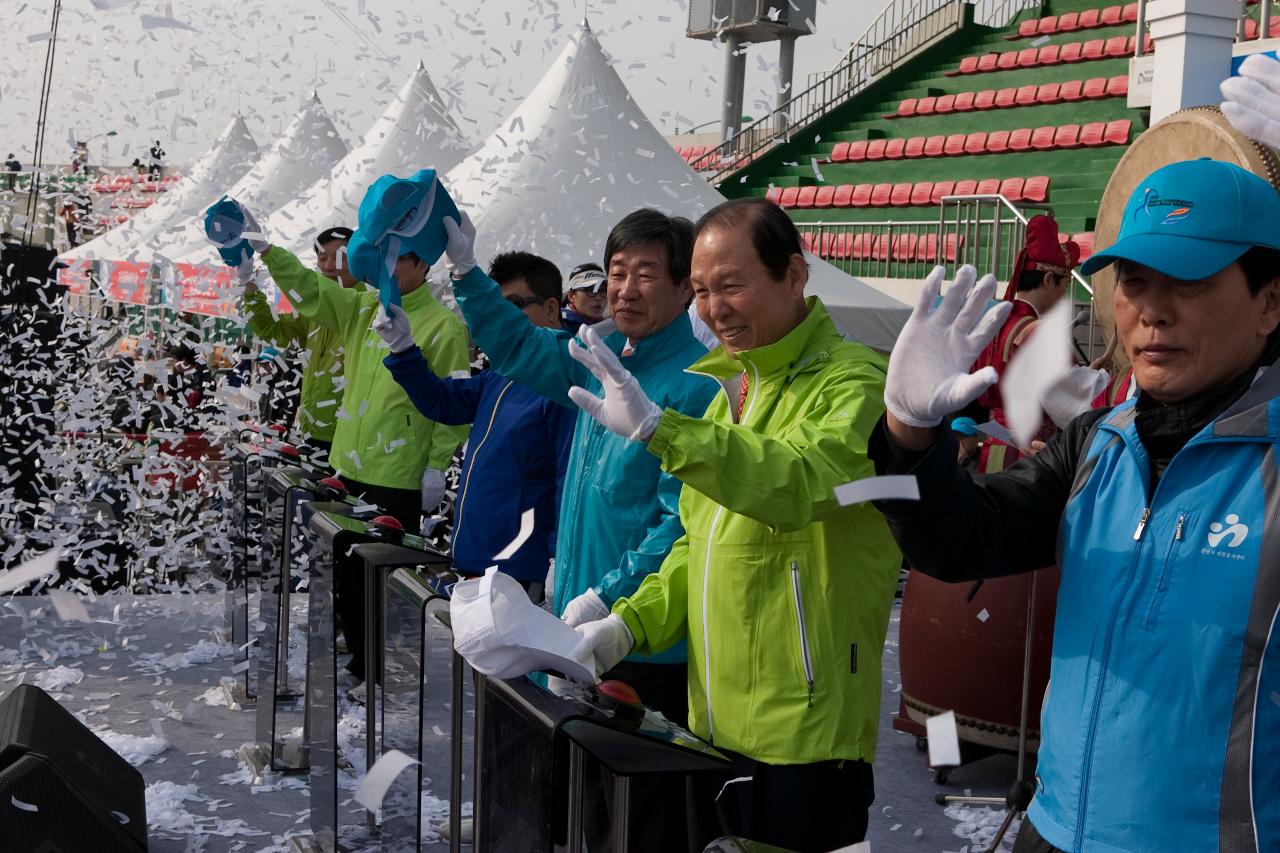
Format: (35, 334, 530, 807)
(694, 0, 1042, 181)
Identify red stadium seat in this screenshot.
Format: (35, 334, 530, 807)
(814, 185, 835, 208)
(1105, 119, 1133, 145)
(779, 187, 800, 207)
(954, 91, 976, 112)
(976, 178, 1001, 195)
(852, 184, 874, 207)
(1055, 124, 1082, 149)
(833, 184, 855, 207)
(954, 179, 979, 196)
(1126, 35, 1139, 53)
(765, 186, 783, 205)
(952, 56, 980, 76)
(866, 139, 888, 160)
(869, 235, 891, 262)
(923, 135, 947, 157)
(944, 133, 967, 156)
(890, 182, 914, 206)
(1017, 48, 1040, 68)
(1073, 232, 1095, 260)
(1037, 15, 1059, 35)
(904, 136, 927, 159)
(1106, 74, 1129, 97)
(910, 181, 935, 206)
(1083, 77, 1109, 99)
(1015, 84, 1039, 106)
(1000, 177, 1026, 201)
(917, 233, 939, 262)
(935, 94, 957, 114)
(886, 97, 916, 119)
(1142, 33, 1154, 52)
(830, 142, 851, 163)
(999, 51, 1020, 70)
(1079, 9, 1101, 28)
(1059, 12, 1080, 31)
(1061, 42, 1084, 63)
(1082, 39, 1106, 61)
(1016, 20, 1039, 39)
(1038, 45, 1062, 65)
(1269, 17, 1280, 38)
(931, 180, 956, 204)
(1101, 5, 1123, 26)
(1105, 36, 1130, 58)
(944, 233, 964, 262)
(975, 90, 997, 110)
(1037, 82, 1062, 104)
(1060, 79, 1085, 101)
(995, 87, 1018, 109)
(986, 130, 1011, 153)
(831, 233, 854, 260)
(795, 186, 818, 208)
(978, 53, 1000, 73)
(964, 131, 988, 155)
(917, 96, 938, 116)
(1080, 121, 1107, 146)
(852, 232, 874, 260)
(884, 138, 907, 159)
(1009, 128, 1034, 151)
(1123, 3, 1139, 22)
(799, 231, 817, 252)
(1031, 126, 1057, 150)
(870, 183, 894, 207)
(1024, 176, 1050, 202)
(847, 140, 869, 162)
(893, 233, 919, 261)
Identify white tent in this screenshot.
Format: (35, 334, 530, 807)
(161, 93, 349, 263)
(443, 22, 909, 351)
(259, 63, 471, 260)
(66, 115, 260, 261)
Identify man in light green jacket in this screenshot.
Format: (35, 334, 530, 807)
(240, 226, 354, 458)
(569, 198, 901, 853)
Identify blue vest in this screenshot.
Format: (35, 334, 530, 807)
(1029, 372, 1280, 853)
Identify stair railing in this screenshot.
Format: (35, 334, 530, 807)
(694, 0, 1043, 183)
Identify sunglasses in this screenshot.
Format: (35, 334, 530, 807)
(506, 294, 549, 309)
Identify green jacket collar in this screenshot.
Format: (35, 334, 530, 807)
(688, 297, 841, 380)
(400, 281, 439, 311)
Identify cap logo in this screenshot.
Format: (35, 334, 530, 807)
(1135, 188, 1195, 226)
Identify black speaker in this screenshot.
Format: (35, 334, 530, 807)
(0, 685, 147, 852)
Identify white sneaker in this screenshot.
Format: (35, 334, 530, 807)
(346, 681, 366, 706)
(437, 817, 473, 842)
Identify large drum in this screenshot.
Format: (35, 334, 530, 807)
(898, 568, 1059, 753)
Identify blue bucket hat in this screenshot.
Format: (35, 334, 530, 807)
(204, 196, 252, 268)
(346, 169, 459, 310)
(950, 416, 980, 437)
(1080, 158, 1280, 281)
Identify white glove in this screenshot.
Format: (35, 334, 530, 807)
(561, 588, 610, 628)
(566, 325, 663, 442)
(1042, 366, 1109, 429)
(573, 613, 634, 677)
(442, 211, 477, 278)
(373, 304, 416, 354)
(236, 261, 255, 285)
(420, 466, 446, 511)
(1221, 54, 1280, 149)
(235, 201, 270, 254)
(885, 265, 1013, 428)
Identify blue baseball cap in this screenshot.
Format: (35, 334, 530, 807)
(950, 416, 980, 437)
(347, 169, 460, 310)
(1080, 159, 1280, 280)
(204, 196, 252, 268)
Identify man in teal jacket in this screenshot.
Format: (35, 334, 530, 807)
(441, 207, 717, 850)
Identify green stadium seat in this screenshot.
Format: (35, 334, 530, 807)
(1024, 176, 1050, 202)
(814, 185, 835, 208)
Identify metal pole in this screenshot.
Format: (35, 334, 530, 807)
(449, 650, 464, 853)
(473, 672, 488, 849)
(274, 493, 295, 696)
(776, 35, 797, 137)
(1135, 0, 1149, 55)
(1263, 0, 1272, 41)
(611, 776, 632, 852)
(721, 33, 745, 148)
(363, 563, 379, 830)
(567, 744, 586, 853)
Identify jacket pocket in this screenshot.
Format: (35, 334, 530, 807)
(1143, 511, 1190, 631)
(789, 559, 816, 706)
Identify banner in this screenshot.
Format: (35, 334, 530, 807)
(171, 263, 239, 318)
(56, 258, 93, 296)
(101, 260, 152, 305)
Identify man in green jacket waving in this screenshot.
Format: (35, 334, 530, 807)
(240, 226, 354, 459)
(569, 198, 901, 853)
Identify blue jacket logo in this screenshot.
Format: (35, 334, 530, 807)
(1207, 514, 1249, 548)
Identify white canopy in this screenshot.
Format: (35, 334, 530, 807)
(162, 93, 349, 263)
(444, 22, 909, 351)
(260, 63, 471, 260)
(66, 115, 260, 261)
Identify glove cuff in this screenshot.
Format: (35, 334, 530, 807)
(884, 401, 943, 430)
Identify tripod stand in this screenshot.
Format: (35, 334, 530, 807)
(934, 570, 1042, 853)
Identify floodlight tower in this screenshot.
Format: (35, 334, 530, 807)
(687, 0, 818, 143)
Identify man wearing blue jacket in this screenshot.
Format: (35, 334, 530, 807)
(440, 207, 717, 850)
(373, 251, 575, 599)
(871, 159, 1280, 853)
